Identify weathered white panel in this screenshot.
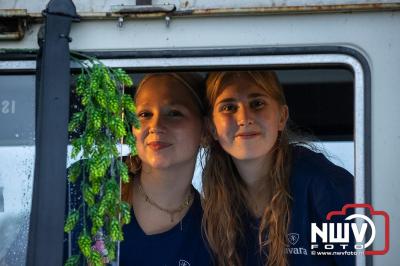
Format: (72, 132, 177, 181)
(189, 0, 400, 9)
(0, 0, 399, 13)
(0, 8, 398, 266)
(70, 12, 398, 266)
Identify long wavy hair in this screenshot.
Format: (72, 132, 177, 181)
(202, 71, 292, 266)
(122, 72, 205, 205)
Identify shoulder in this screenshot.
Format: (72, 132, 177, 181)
(290, 145, 354, 219)
(290, 145, 353, 187)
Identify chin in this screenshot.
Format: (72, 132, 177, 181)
(231, 153, 261, 161)
(151, 161, 173, 169)
(143, 156, 172, 169)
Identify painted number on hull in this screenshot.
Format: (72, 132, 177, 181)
(1, 100, 16, 114)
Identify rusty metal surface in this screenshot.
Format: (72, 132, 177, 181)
(0, 32, 24, 40)
(2, 0, 400, 13)
(0, 10, 27, 40)
(0, 9, 27, 17)
(26, 3, 400, 20)
(0, 3, 398, 21)
(0, 2, 398, 41)
(111, 4, 176, 14)
(185, 3, 400, 16)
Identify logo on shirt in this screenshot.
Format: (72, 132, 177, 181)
(288, 233, 300, 246)
(179, 259, 190, 266)
(286, 232, 307, 255)
(310, 203, 390, 256)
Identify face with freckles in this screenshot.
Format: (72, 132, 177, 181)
(133, 75, 203, 170)
(210, 73, 288, 162)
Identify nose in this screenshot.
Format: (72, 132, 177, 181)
(148, 113, 166, 134)
(237, 106, 254, 126)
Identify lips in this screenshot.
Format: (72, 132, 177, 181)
(147, 141, 172, 151)
(235, 131, 261, 139)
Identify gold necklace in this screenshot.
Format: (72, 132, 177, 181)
(137, 179, 194, 223)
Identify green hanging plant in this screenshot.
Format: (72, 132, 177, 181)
(64, 53, 138, 266)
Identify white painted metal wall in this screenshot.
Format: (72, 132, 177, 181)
(0, 5, 399, 265)
(1, 0, 400, 13)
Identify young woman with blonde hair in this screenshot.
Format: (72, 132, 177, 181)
(120, 72, 212, 265)
(202, 71, 354, 266)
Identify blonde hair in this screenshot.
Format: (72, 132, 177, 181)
(135, 73, 205, 114)
(122, 72, 205, 204)
(202, 71, 292, 266)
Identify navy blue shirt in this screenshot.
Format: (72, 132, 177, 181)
(120, 191, 212, 266)
(243, 146, 355, 266)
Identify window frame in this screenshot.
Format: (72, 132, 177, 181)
(0, 46, 371, 266)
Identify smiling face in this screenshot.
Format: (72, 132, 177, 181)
(133, 75, 204, 170)
(210, 73, 288, 161)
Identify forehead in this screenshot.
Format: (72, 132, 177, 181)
(135, 76, 199, 107)
(216, 76, 267, 100)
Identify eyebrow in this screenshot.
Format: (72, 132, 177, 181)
(248, 92, 268, 98)
(216, 97, 236, 105)
(216, 93, 268, 105)
(135, 101, 192, 112)
(136, 100, 186, 106)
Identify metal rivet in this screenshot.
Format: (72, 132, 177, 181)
(59, 34, 72, 42)
(165, 16, 171, 27)
(118, 17, 124, 28)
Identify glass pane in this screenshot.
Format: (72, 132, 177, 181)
(0, 75, 35, 265)
(316, 141, 354, 175)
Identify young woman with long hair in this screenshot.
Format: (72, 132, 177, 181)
(120, 72, 212, 265)
(202, 71, 354, 266)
